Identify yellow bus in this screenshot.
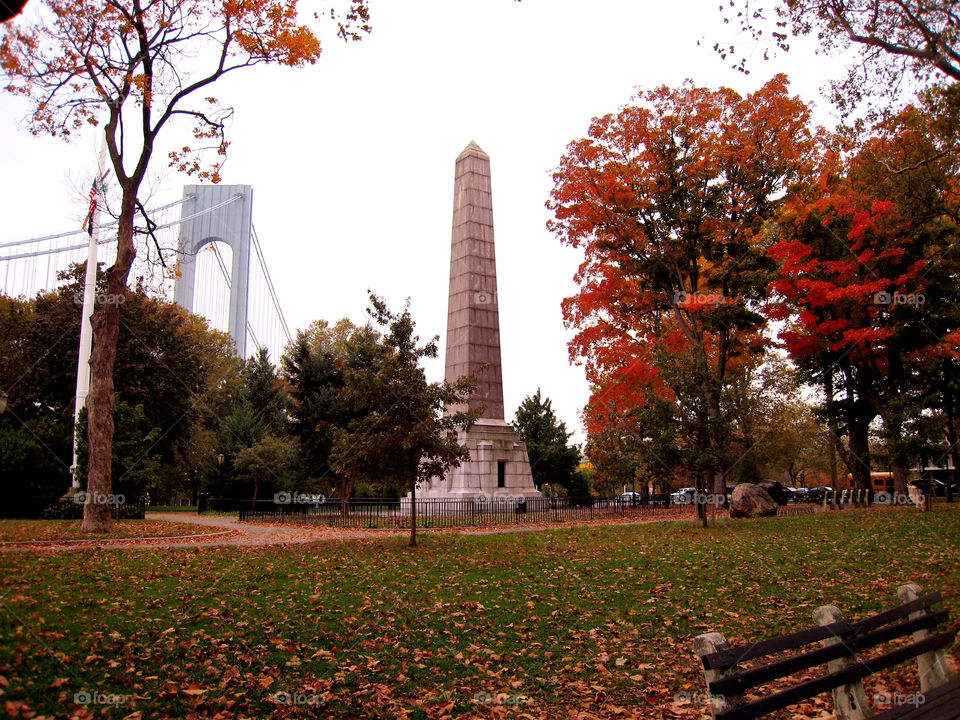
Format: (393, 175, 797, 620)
(839, 472, 895, 493)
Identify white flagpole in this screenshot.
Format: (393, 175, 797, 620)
(71, 141, 108, 489)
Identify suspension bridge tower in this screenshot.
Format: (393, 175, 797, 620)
(173, 184, 253, 357)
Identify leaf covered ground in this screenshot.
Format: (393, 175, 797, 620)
(1, 507, 958, 719)
(0, 520, 227, 544)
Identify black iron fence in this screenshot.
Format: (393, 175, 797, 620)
(1, 495, 146, 520)
(205, 487, 957, 529)
(232, 494, 697, 529)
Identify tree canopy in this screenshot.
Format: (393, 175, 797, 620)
(512, 390, 582, 495)
(549, 75, 817, 500)
(766, 85, 960, 492)
(719, 0, 959, 116)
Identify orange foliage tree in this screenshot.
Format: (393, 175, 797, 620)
(548, 76, 817, 500)
(1, 0, 370, 531)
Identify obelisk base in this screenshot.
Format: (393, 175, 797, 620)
(414, 419, 542, 500)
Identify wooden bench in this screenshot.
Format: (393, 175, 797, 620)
(692, 584, 959, 720)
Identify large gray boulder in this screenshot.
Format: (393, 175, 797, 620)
(730, 483, 778, 519)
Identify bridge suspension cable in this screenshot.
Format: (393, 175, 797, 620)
(0, 188, 291, 363)
(252, 225, 292, 346)
(0, 196, 189, 250)
(204, 242, 264, 354)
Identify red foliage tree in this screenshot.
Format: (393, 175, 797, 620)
(549, 75, 817, 501)
(767, 85, 960, 494)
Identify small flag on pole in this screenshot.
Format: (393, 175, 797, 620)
(84, 172, 109, 236)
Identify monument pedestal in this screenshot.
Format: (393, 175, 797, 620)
(417, 419, 541, 499)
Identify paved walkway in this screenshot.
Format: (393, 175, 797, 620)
(139, 512, 363, 547)
(147, 511, 702, 545)
(3, 509, 722, 552)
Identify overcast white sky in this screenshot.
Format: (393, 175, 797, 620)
(0, 0, 847, 443)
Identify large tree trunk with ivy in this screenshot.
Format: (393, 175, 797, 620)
(82, 192, 137, 532)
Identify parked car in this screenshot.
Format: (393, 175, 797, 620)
(617, 491, 644, 506)
(670, 487, 698, 504)
(905, 479, 958, 499)
(930, 479, 959, 497)
(806, 486, 834, 503)
(787, 487, 808, 502)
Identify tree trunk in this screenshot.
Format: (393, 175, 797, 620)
(847, 413, 872, 493)
(828, 439, 838, 489)
(787, 461, 800, 487)
(409, 480, 417, 547)
(338, 476, 355, 518)
(824, 364, 839, 490)
(81, 192, 137, 533)
(891, 465, 908, 497)
(881, 410, 909, 497)
(712, 471, 726, 506)
(696, 472, 707, 528)
(704, 379, 727, 513)
(946, 416, 959, 504)
(836, 366, 874, 494)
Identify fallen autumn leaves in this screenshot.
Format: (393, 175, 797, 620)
(1, 506, 958, 719)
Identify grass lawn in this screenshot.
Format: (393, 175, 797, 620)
(0, 519, 225, 543)
(1, 507, 958, 719)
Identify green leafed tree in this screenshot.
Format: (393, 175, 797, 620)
(329, 294, 479, 547)
(280, 319, 387, 508)
(241, 347, 288, 436)
(282, 324, 350, 497)
(233, 433, 298, 508)
(0, 266, 239, 503)
(512, 390, 581, 494)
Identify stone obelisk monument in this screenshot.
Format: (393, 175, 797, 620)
(417, 141, 541, 500)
